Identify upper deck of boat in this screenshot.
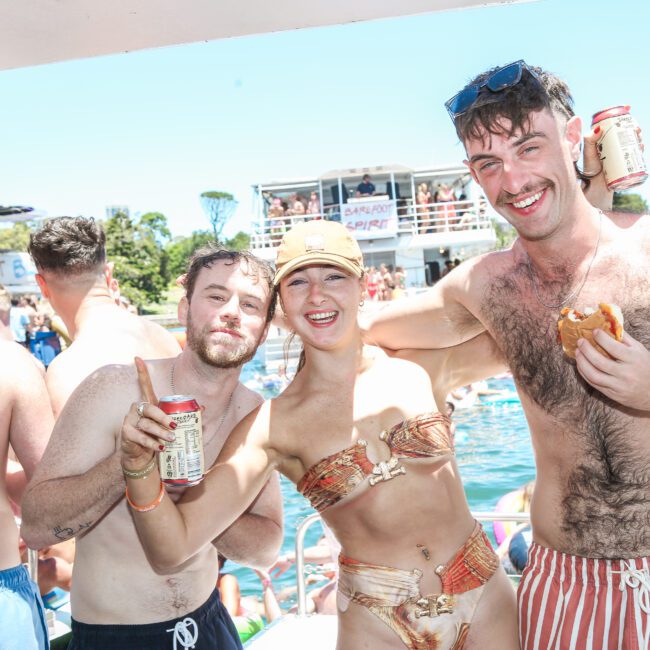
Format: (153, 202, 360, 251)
(249, 164, 497, 260)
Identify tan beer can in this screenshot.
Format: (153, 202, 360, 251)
(158, 395, 204, 486)
(592, 106, 647, 191)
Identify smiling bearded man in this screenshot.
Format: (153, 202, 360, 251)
(22, 246, 283, 650)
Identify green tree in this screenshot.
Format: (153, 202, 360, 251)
(200, 191, 238, 241)
(166, 230, 216, 280)
(164, 230, 252, 280)
(140, 212, 171, 244)
(104, 211, 171, 306)
(612, 192, 648, 214)
(0, 222, 33, 251)
(225, 231, 250, 251)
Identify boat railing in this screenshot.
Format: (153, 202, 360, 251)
(411, 199, 492, 235)
(250, 198, 493, 250)
(293, 510, 531, 616)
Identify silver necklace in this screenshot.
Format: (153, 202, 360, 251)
(526, 210, 602, 310)
(170, 358, 236, 444)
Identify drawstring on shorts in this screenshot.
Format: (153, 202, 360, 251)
(167, 617, 199, 649)
(613, 561, 650, 615)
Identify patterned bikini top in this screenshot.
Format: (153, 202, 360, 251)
(297, 412, 453, 513)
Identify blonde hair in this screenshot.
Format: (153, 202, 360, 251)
(522, 480, 536, 511)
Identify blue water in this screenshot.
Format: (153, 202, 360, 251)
(227, 362, 535, 604)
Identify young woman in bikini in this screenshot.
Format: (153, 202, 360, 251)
(120, 220, 517, 650)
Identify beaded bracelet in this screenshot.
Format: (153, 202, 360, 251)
(122, 457, 156, 479)
(125, 480, 165, 513)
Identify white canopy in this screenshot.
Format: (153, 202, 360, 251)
(319, 164, 414, 182)
(1, 0, 537, 71)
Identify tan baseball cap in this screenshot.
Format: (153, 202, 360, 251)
(274, 220, 364, 286)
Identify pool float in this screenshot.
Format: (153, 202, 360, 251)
(232, 612, 264, 642)
(493, 488, 526, 546)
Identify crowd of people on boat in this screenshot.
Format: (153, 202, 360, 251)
(364, 263, 407, 301)
(2, 59, 650, 650)
(266, 192, 322, 241)
(264, 177, 482, 242)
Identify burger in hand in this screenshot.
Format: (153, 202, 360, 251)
(557, 303, 624, 359)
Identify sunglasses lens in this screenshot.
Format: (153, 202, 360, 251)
(487, 61, 523, 92)
(447, 86, 479, 117)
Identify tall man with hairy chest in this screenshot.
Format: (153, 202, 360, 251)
(365, 61, 650, 648)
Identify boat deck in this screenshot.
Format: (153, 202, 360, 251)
(244, 614, 338, 649)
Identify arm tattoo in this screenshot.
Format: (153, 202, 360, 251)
(53, 521, 93, 541)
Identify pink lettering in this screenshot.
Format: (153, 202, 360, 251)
(345, 218, 392, 232)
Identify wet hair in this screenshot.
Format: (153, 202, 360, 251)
(453, 64, 594, 187)
(182, 245, 276, 323)
(28, 217, 106, 274)
(453, 65, 574, 142)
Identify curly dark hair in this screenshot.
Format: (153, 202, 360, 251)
(28, 217, 106, 274)
(183, 245, 276, 323)
(453, 64, 594, 187)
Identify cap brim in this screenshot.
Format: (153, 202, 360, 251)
(273, 253, 362, 286)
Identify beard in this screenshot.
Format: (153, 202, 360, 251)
(186, 311, 262, 369)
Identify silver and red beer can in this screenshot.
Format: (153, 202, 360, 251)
(158, 395, 204, 487)
(592, 106, 647, 190)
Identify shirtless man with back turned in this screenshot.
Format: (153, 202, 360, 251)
(21, 246, 283, 649)
(26, 216, 181, 417)
(365, 61, 650, 648)
(0, 339, 54, 649)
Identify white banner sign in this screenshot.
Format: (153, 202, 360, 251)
(341, 199, 397, 239)
(0, 252, 37, 287)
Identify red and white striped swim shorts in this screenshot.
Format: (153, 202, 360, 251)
(518, 541, 650, 650)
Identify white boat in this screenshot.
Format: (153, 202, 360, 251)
(250, 163, 499, 369)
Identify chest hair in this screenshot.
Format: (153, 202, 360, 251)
(481, 258, 650, 555)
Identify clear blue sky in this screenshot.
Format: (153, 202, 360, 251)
(1, 0, 648, 238)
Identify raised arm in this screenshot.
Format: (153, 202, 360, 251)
(581, 122, 630, 213)
(393, 331, 507, 407)
(361, 258, 486, 351)
(122, 399, 281, 570)
(21, 365, 132, 549)
(213, 470, 283, 570)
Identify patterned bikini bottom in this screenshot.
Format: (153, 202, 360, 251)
(337, 523, 499, 649)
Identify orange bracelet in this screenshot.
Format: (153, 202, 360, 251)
(125, 480, 165, 513)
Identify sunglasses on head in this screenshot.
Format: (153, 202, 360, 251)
(445, 60, 540, 121)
